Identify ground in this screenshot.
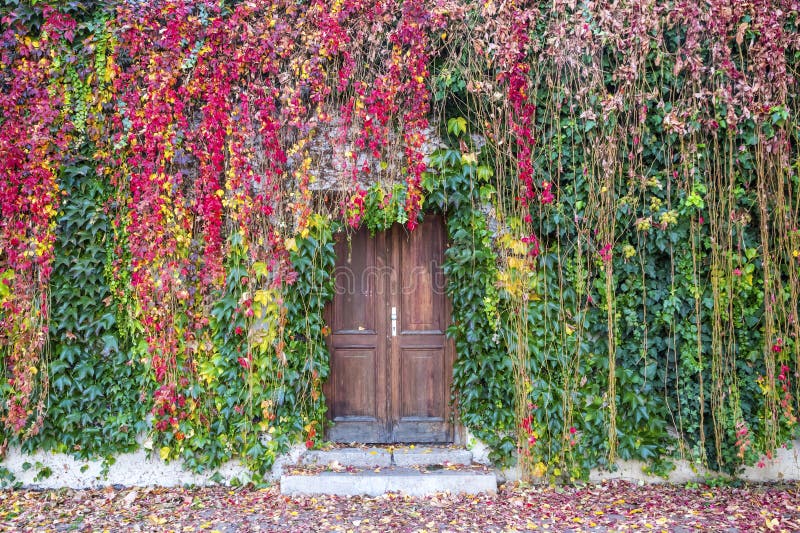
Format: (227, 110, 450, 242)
(1, 480, 798, 532)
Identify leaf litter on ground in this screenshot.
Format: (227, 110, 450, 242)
(0, 480, 798, 532)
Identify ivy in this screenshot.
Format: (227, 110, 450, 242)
(29, 153, 147, 460)
(424, 146, 517, 466)
(2, 0, 800, 485)
(279, 215, 335, 455)
(363, 183, 409, 234)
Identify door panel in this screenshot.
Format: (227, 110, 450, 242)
(325, 228, 389, 442)
(399, 348, 444, 418)
(331, 348, 377, 417)
(332, 234, 377, 333)
(392, 216, 450, 442)
(399, 216, 446, 332)
(326, 215, 452, 443)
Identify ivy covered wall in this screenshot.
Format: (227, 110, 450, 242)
(1, 0, 799, 483)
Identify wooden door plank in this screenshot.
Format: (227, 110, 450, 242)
(391, 215, 452, 443)
(388, 223, 402, 442)
(326, 228, 390, 442)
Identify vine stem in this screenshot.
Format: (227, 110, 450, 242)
(605, 261, 618, 464)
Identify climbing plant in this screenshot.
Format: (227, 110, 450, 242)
(30, 153, 147, 460)
(423, 135, 517, 466)
(1, 0, 799, 483)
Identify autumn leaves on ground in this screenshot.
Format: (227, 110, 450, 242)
(1, 481, 798, 532)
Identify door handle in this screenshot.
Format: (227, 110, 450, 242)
(391, 306, 397, 337)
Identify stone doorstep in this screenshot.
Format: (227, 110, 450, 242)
(284, 446, 494, 496)
(392, 446, 472, 467)
(302, 447, 392, 468)
(301, 446, 473, 469)
(280, 467, 497, 497)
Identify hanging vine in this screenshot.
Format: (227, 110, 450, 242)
(1, 0, 799, 483)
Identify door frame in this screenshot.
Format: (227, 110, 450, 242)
(323, 215, 462, 444)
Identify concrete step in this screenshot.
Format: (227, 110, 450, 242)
(302, 447, 392, 468)
(280, 466, 497, 497)
(281, 446, 494, 496)
(300, 446, 472, 468)
(392, 446, 472, 467)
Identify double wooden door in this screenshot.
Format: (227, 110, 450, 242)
(324, 215, 454, 443)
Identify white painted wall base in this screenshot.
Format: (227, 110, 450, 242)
(586, 442, 800, 484)
(463, 428, 493, 466)
(3, 439, 797, 489)
(0, 443, 306, 490)
(465, 431, 800, 485)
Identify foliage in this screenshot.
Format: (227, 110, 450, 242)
(1, 0, 800, 483)
(0, 2, 76, 447)
(424, 142, 517, 466)
(279, 215, 336, 453)
(429, 0, 800, 478)
(29, 153, 147, 460)
(363, 182, 410, 233)
(145, 218, 333, 482)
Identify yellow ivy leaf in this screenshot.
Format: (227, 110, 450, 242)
(148, 514, 167, 525)
(253, 290, 273, 307)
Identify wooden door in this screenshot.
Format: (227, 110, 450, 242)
(324, 215, 453, 443)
